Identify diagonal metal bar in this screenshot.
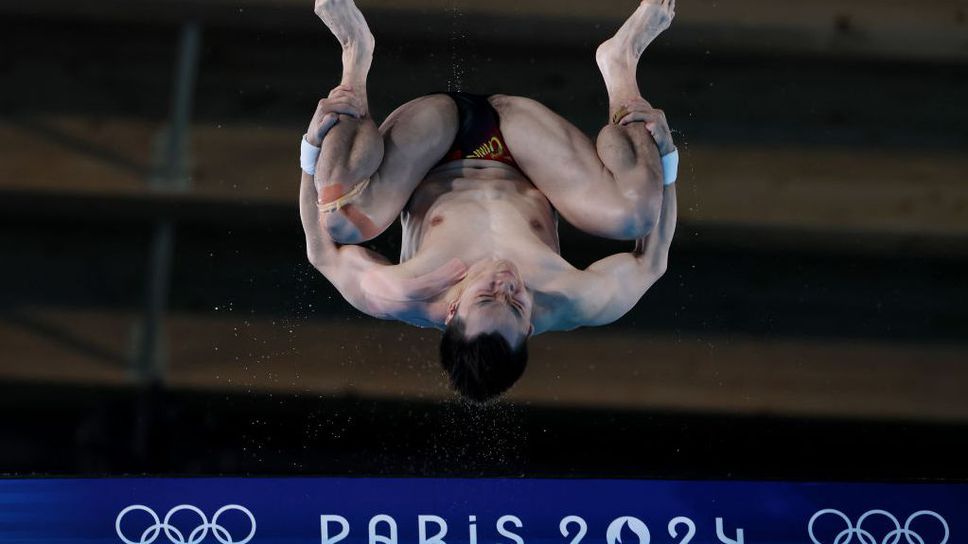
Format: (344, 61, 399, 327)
(134, 20, 202, 385)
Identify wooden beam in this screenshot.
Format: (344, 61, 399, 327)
(1, 307, 966, 422)
(3, 116, 967, 244)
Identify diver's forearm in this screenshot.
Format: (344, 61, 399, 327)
(300, 171, 342, 268)
(633, 183, 676, 273)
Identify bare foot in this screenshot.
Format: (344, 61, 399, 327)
(596, 0, 675, 113)
(596, 0, 675, 69)
(314, 0, 375, 102)
(314, 0, 375, 52)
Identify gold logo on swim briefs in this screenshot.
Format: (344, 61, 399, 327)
(470, 136, 505, 159)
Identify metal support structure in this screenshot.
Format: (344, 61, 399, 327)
(134, 20, 202, 385)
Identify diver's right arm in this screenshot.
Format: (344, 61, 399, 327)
(300, 169, 393, 318)
(300, 170, 467, 322)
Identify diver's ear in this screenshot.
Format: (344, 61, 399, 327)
(527, 323, 534, 337)
(445, 300, 458, 324)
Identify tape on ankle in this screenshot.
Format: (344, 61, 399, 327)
(661, 149, 678, 186)
(301, 135, 321, 175)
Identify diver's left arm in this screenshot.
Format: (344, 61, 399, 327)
(552, 183, 676, 330)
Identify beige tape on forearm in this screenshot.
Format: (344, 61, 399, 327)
(317, 178, 370, 214)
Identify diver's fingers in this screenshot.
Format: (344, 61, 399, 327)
(619, 109, 676, 155)
(327, 86, 366, 116)
(645, 120, 663, 138)
(309, 93, 359, 125)
(320, 112, 340, 133)
(618, 110, 662, 126)
(619, 106, 664, 123)
(328, 103, 363, 118)
(308, 111, 340, 146)
(320, 95, 364, 118)
(402, 258, 468, 300)
(615, 99, 658, 123)
(618, 111, 650, 125)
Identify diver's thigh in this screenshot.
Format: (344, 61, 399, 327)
(349, 94, 459, 228)
(367, 94, 458, 201)
(490, 94, 639, 238)
(490, 95, 598, 192)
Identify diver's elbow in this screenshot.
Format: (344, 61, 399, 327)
(322, 212, 364, 245)
(306, 246, 327, 271)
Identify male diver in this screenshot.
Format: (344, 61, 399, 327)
(300, 0, 679, 402)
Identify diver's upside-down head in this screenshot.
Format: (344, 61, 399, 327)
(440, 258, 533, 402)
(439, 317, 528, 403)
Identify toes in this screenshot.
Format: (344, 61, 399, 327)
(313, 113, 340, 141)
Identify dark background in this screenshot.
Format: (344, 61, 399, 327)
(1, 0, 966, 479)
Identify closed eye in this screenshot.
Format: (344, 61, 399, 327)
(476, 296, 524, 318)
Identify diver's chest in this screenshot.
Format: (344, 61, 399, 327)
(422, 197, 552, 235)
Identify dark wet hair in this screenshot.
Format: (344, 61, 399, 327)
(439, 317, 528, 403)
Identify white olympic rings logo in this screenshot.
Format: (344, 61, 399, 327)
(808, 509, 948, 544)
(115, 504, 256, 544)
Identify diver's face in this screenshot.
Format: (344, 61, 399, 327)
(451, 259, 533, 346)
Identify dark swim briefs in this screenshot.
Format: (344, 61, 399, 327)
(433, 91, 519, 169)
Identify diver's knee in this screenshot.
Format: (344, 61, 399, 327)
(610, 191, 661, 239)
(624, 209, 659, 240)
(388, 94, 458, 149)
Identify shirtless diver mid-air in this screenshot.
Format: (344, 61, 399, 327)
(300, 0, 679, 402)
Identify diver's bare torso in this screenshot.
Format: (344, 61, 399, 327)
(394, 158, 571, 330)
(402, 162, 558, 260)
(401, 161, 560, 273)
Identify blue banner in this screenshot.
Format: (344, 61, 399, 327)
(0, 478, 962, 544)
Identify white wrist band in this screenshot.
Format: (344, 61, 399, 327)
(661, 148, 679, 186)
(301, 135, 321, 175)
